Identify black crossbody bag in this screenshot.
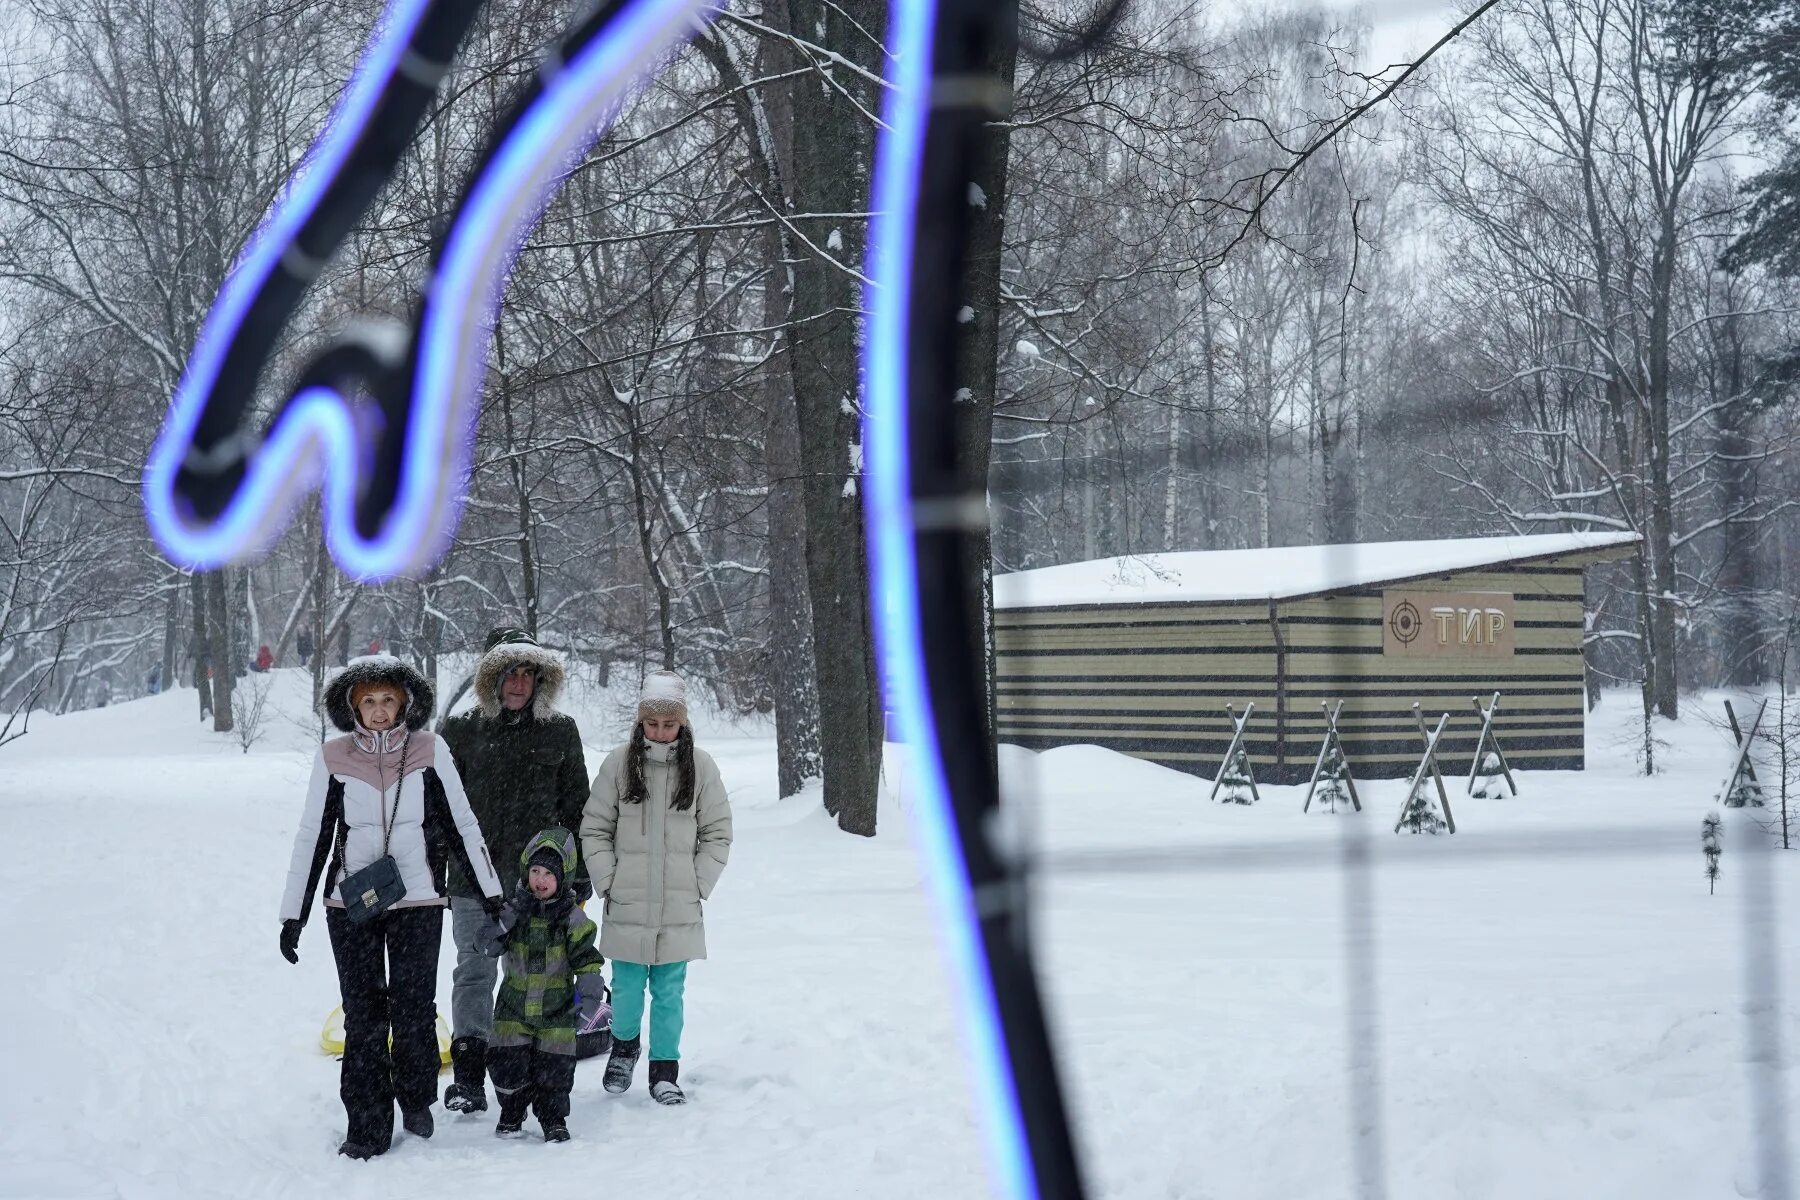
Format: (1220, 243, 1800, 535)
(336, 735, 410, 924)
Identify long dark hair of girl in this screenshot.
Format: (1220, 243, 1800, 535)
(624, 722, 696, 811)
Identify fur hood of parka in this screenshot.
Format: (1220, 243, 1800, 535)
(472, 628, 567, 721)
(321, 655, 436, 732)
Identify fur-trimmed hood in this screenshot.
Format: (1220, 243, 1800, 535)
(473, 631, 567, 720)
(322, 655, 436, 732)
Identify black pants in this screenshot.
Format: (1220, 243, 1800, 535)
(326, 905, 444, 1149)
(490, 1042, 578, 1123)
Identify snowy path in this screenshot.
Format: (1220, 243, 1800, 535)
(0, 684, 981, 1199)
(1, 675, 1796, 1198)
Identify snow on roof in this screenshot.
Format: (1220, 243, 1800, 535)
(993, 532, 1640, 610)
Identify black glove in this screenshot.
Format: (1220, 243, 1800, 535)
(572, 876, 593, 905)
(481, 895, 504, 921)
(279, 919, 302, 965)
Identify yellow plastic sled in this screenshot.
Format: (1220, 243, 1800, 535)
(320, 1005, 453, 1071)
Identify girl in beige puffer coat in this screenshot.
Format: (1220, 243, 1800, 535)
(580, 669, 731, 1104)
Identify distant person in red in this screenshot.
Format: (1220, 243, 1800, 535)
(367, 638, 382, 656)
(253, 644, 274, 672)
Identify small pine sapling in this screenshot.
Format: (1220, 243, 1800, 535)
(1217, 745, 1257, 805)
(1315, 745, 1352, 813)
(1397, 775, 1448, 834)
(1723, 769, 1766, 809)
(1702, 812, 1723, 894)
(1470, 752, 1506, 798)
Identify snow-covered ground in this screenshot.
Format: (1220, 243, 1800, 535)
(1, 671, 1794, 1198)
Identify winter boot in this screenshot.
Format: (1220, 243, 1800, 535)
(338, 1141, 383, 1161)
(494, 1093, 530, 1139)
(603, 1034, 641, 1094)
(401, 1106, 434, 1139)
(445, 1037, 489, 1113)
(648, 1059, 686, 1106)
(540, 1118, 570, 1143)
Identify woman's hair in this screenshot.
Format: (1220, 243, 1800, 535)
(623, 722, 696, 811)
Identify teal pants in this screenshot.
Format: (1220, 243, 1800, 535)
(608, 961, 688, 1061)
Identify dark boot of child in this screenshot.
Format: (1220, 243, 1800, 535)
(648, 1059, 685, 1106)
(445, 1037, 488, 1113)
(540, 1118, 570, 1143)
(603, 1034, 641, 1094)
(401, 1106, 434, 1138)
(494, 1092, 530, 1139)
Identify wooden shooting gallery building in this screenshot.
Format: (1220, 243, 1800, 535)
(991, 532, 1639, 783)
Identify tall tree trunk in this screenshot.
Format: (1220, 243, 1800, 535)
(1163, 402, 1182, 551)
(495, 329, 540, 638)
(1259, 328, 1276, 548)
(951, 31, 1017, 786)
(1311, 292, 1332, 544)
(1308, 287, 1326, 545)
(1199, 284, 1218, 548)
(1603, 376, 1659, 751)
(763, 248, 824, 792)
(767, 352, 823, 796)
(190, 571, 212, 720)
(415, 581, 443, 689)
(1080, 419, 1097, 560)
(1325, 272, 1358, 543)
(1645, 219, 1679, 718)
(232, 567, 252, 676)
(784, 0, 883, 834)
(627, 407, 678, 672)
(1716, 307, 1760, 684)
(311, 529, 329, 740)
(697, 27, 823, 797)
(206, 570, 234, 732)
(160, 571, 180, 696)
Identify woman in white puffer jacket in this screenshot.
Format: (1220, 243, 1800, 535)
(580, 669, 732, 1105)
(279, 656, 505, 1159)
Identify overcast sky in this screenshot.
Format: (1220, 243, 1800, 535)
(1347, 0, 1467, 68)
(1207, 0, 1469, 71)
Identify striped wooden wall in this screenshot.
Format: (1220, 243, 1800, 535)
(994, 554, 1611, 784)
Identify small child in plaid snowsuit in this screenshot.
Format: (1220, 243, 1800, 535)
(480, 826, 605, 1141)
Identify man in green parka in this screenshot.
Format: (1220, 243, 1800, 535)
(440, 627, 590, 1114)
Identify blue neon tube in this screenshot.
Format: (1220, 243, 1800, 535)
(861, 0, 1039, 1194)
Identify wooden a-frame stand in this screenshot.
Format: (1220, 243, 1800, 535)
(1209, 701, 1261, 804)
(1720, 697, 1768, 808)
(1395, 703, 1456, 834)
(1303, 699, 1362, 813)
(1466, 691, 1518, 797)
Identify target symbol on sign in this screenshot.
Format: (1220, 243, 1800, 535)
(1389, 600, 1423, 644)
